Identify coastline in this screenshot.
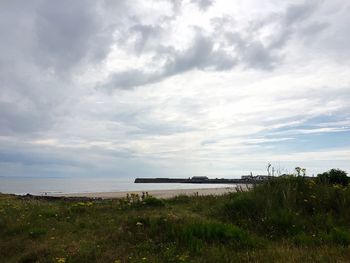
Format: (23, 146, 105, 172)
(52, 186, 249, 199)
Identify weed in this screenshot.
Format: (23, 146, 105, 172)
(1, 173, 350, 262)
(28, 227, 47, 238)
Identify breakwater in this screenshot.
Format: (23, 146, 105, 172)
(134, 177, 261, 184)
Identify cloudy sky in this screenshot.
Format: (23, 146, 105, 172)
(1, 0, 349, 179)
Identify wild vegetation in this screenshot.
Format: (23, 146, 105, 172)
(1, 169, 350, 262)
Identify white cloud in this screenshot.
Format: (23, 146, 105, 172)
(0, 0, 349, 178)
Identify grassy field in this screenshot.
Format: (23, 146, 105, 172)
(1, 174, 350, 263)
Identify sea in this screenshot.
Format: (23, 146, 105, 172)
(0, 176, 234, 195)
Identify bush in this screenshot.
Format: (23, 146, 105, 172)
(224, 192, 262, 220)
(220, 175, 350, 239)
(293, 233, 319, 246)
(317, 169, 349, 186)
(19, 249, 50, 263)
(179, 221, 258, 248)
(126, 215, 262, 253)
(329, 227, 350, 246)
(143, 196, 165, 207)
(169, 194, 191, 204)
(265, 210, 302, 236)
(118, 193, 165, 209)
(69, 242, 98, 262)
(28, 227, 47, 238)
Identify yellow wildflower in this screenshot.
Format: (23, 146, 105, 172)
(308, 180, 316, 186)
(55, 257, 66, 263)
(178, 254, 189, 261)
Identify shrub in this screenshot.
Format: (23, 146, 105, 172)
(265, 210, 302, 237)
(41, 209, 58, 218)
(28, 227, 47, 238)
(220, 175, 350, 238)
(118, 193, 165, 209)
(224, 192, 262, 220)
(180, 221, 255, 247)
(70, 204, 87, 214)
(68, 242, 98, 262)
(0, 217, 5, 229)
(293, 233, 319, 246)
(329, 227, 350, 246)
(169, 194, 191, 204)
(19, 249, 50, 263)
(142, 196, 165, 207)
(317, 169, 349, 186)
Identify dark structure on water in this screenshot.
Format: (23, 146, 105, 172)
(134, 175, 273, 184)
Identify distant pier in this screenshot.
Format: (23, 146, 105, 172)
(134, 175, 272, 184)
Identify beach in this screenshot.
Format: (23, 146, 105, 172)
(53, 186, 247, 199)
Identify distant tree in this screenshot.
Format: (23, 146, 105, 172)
(295, 167, 301, 176)
(317, 169, 349, 186)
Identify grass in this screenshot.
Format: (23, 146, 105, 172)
(1, 176, 350, 262)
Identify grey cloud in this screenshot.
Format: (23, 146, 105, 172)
(308, 2, 350, 59)
(1, 0, 349, 179)
(270, 1, 324, 47)
(0, 101, 53, 135)
(0, 0, 117, 137)
(243, 42, 280, 70)
(191, 0, 214, 11)
(102, 70, 163, 90)
(0, 139, 82, 168)
(165, 33, 236, 73)
(34, 0, 112, 73)
(113, 111, 195, 136)
(101, 2, 325, 90)
(0, 151, 78, 167)
(224, 32, 281, 70)
(129, 122, 194, 136)
(0, 137, 160, 178)
(0, 64, 67, 135)
(299, 22, 329, 37)
(128, 24, 163, 53)
(0, 0, 113, 75)
(225, 2, 323, 69)
(102, 32, 236, 90)
(284, 1, 319, 25)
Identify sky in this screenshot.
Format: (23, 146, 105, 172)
(0, 0, 349, 179)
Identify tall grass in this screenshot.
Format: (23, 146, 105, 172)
(222, 176, 350, 241)
(1, 174, 350, 262)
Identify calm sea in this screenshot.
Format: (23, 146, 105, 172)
(0, 177, 234, 195)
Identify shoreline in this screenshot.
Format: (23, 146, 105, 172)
(51, 186, 249, 199)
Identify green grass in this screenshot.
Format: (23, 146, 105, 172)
(1, 176, 350, 262)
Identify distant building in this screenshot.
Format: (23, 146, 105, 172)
(241, 175, 274, 181)
(255, 175, 273, 180)
(191, 176, 208, 180)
